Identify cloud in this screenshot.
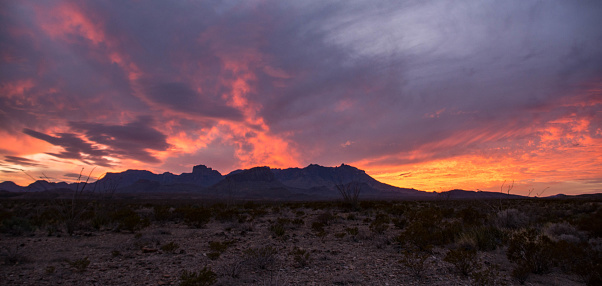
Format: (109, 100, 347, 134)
(1, 1, 601, 194)
(143, 82, 243, 121)
(22, 116, 171, 166)
(22, 128, 112, 166)
(3, 155, 42, 167)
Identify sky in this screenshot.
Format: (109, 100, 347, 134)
(1, 1, 601, 196)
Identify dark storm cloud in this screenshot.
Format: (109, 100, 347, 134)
(143, 82, 243, 121)
(237, 0, 602, 165)
(68, 116, 171, 164)
(22, 116, 171, 166)
(3, 156, 42, 167)
(2, 0, 602, 177)
(22, 128, 112, 166)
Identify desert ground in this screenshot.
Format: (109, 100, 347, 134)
(1, 198, 601, 285)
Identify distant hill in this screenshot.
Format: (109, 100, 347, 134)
(0, 163, 550, 201)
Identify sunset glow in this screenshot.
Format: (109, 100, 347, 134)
(1, 1, 601, 195)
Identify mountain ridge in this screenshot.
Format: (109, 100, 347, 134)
(0, 163, 539, 200)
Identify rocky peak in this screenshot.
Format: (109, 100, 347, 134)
(224, 166, 274, 182)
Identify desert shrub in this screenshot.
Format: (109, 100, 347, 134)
(269, 223, 286, 237)
(507, 228, 554, 283)
(33, 208, 62, 227)
(220, 261, 243, 278)
(471, 264, 505, 286)
(311, 221, 325, 233)
(1, 244, 29, 265)
(133, 235, 161, 250)
(208, 240, 232, 253)
(244, 246, 278, 270)
(572, 248, 602, 286)
(455, 232, 478, 251)
(90, 210, 111, 230)
(400, 250, 430, 278)
(153, 205, 173, 222)
(541, 238, 602, 285)
(577, 208, 602, 238)
(291, 247, 311, 268)
(67, 256, 90, 273)
(177, 206, 212, 228)
(337, 182, 361, 210)
(0, 216, 34, 236)
(543, 221, 584, 243)
(0, 208, 12, 224)
(369, 213, 390, 234)
(345, 227, 359, 236)
(215, 208, 242, 223)
(160, 241, 180, 253)
(250, 208, 268, 219)
(111, 208, 149, 232)
(315, 211, 335, 225)
(206, 252, 221, 260)
(444, 248, 478, 276)
(496, 209, 529, 229)
(458, 226, 504, 252)
(400, 220, 460, 251)
(392, 217, 407, 230)
(385, 204, 406, 217)
(457, 206, 485, 226)
(180, 266, 217, 286)
(45, 265, 56, 274)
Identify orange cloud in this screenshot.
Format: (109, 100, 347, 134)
(37, 2, 105, 45)
(355, 96, 602, 195)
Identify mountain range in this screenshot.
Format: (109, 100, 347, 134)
(0, 164, 527, 200)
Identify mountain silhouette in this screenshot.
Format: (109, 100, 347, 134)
(0, 163, 535, 200)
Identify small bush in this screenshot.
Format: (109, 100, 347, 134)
(67, 256, 90, 273)
(311, 221, 325, 233)
(153, 205, 173, 222)
(458, 226, 504, 252)
(369, 213, 390, 234)
(180, 266, 217, 286)
(544, 222, 583, 243)
(220, 261, 243, 278)
(208, 240, 232, 253)
(291, 247, 311, 268)
(496, 209, 529, 229)
(269, 223, 286, 237)
(207, 252, 221, 260)
(315, 211, 335, 225)
(111, 208, 149, 232)
(244, 246, 278, 270)
(400, 220, 460, 251)
(0, 217, 34, 236)
(1, 244, 29, 265)
(507, 228, 554, 283)
(392, 217, 406, 230)
(177, 207, 212, 228)
(345, 227, 359, 236)
(471, 264, 505, 286)
(444, 248, 478, 276)
(160, 241, 180, 253)
(215, 208, 241, 223)
(457, 206, 485, 226)
(400, 250, 430, 278)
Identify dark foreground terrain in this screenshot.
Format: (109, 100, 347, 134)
(1, 197, 601, 285)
